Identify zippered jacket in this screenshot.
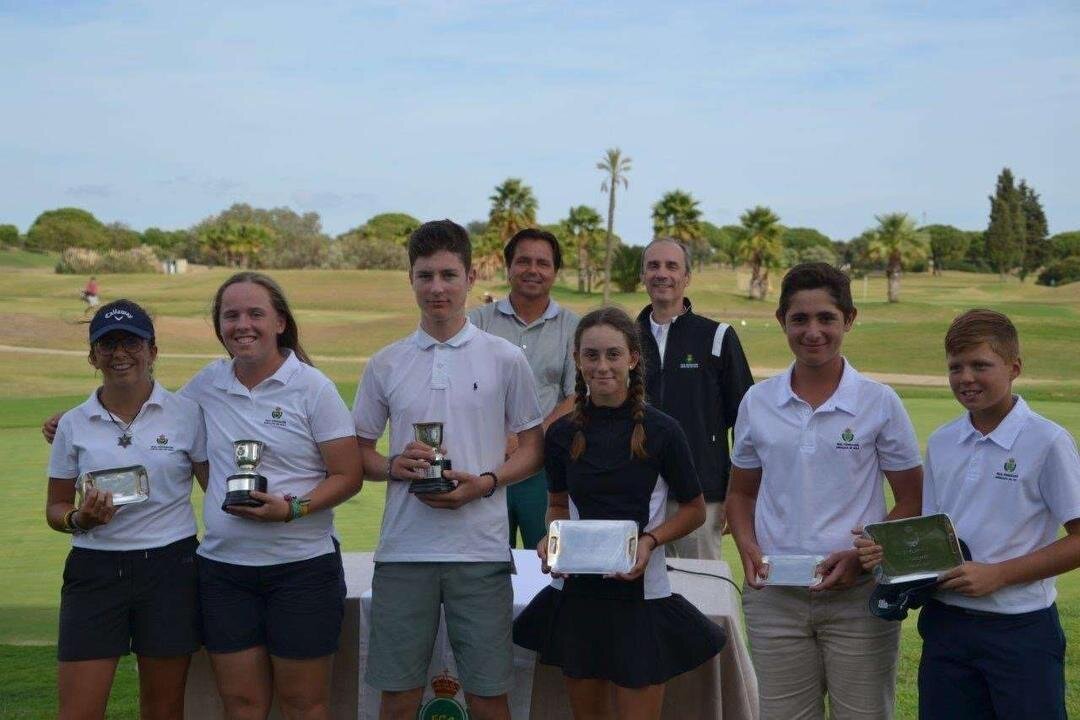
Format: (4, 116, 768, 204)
(636, 298, 754, 501)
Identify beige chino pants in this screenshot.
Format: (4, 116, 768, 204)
(665, 500, 726, 560)
(742, 577, 900, 720)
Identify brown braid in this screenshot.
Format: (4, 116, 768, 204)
(569, 369, 589, 460)
(628, 361, 648, 460)
(568, 306, 649, 462)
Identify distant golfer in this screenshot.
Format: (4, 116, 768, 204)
(81, 276, 100, 313)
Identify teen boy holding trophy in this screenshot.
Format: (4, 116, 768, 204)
(353, 220, 544, 720)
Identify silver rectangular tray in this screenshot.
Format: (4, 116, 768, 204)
(76, 465, 150, 507)
(865, 513, 964, 584)
(548, 519, 638, 575)
(759, 554, 826, 587)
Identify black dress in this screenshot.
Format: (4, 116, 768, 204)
(512, 402, 726, 688)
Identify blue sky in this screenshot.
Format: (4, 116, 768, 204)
(1, 1, 1077, 243)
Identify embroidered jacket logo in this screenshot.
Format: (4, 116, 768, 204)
(1004, 458, 1016, 473)
(679, 353, 699, 370)
(156, 434, 168, 445)
(842, 428, 855, 442)
(272, 407, 283, 419)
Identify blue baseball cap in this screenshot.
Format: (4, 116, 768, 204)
(89, 300, 155, 344)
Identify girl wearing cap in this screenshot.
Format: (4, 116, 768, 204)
(178, 272, 363, 720)
(46, 299, 208, 720)
(726, 263, 923, 719)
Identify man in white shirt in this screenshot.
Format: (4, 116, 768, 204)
(353, 219, 544, 720)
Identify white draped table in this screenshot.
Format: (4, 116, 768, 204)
(184, 550, 758, 720)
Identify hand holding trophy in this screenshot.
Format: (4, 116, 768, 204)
(407, 421, 455, 494)
(221, 440, 268, 511)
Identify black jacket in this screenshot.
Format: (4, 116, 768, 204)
(636, 298, 754, 501)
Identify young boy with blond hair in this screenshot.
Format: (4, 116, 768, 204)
(858, 308, 1080, 719)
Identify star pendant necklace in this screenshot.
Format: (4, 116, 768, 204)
(99, 393, 142, 448)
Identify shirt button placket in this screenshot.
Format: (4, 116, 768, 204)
(799, 406, 815, 453)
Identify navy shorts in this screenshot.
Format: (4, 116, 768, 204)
(58, 536, 201, 662)
(918, 599, 1066, 720)
(198, 542, 346, 659)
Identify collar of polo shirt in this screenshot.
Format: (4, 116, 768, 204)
(83, 380, 167, 420)
(774, 358, 860, 414)
(958, 395, 1028, 449)
(214, 349, 303, 394)
(496, 297, 561, 324)
(413, 320, 477, 350)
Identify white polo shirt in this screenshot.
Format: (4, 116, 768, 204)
(48, 382, 206, 551)
(924, 396, 1080, 614)
(180, 351, 356, 566)
(731, 360, 922, 556)
(353, 320, 543, 562)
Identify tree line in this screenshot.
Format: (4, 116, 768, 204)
(3, 162, 1078, 297)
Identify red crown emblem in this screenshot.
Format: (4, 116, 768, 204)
(430, 670, 461, 698)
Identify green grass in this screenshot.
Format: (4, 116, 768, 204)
(2, 265, 1079, 717)
(0, 248, 57, 270)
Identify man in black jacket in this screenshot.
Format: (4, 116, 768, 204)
(637, 238, 754, 560)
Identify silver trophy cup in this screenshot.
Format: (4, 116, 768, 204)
(408, 422, 454, 494)
(222, 439, 268, 510)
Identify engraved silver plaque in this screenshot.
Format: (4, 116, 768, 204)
(758, 554, 826, 587)
(865, 513, 964, 584)
(547, 520, 639, 575)
(76, 465, 150, 506)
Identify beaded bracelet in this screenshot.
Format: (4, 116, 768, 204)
(61, 508, 87, 534)
(284, 495, 311, 522)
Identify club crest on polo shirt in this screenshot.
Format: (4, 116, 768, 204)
(836, 427, 860, 450)
(150, 433, 175, 451)
(418, 671, 467, 720)
(264, 406, 287, 428)
(994, 457, 1020, 482)
(679, 353, 699, 369)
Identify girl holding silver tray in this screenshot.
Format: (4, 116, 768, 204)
(46, 300, 208, 720)
(513, 307, 725, 719)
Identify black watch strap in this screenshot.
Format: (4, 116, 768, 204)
(480, 471, 499, 498)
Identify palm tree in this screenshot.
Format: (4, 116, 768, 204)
(651, 190, 705, 267)
(738, 206, 783, 300)
(867, 213, 929, 302)
(563, 205, 602, 293)
(597, 148, 631, 303)
(488, 178, 538, 242)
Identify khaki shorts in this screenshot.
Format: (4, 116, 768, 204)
(366, 561, 513, 696)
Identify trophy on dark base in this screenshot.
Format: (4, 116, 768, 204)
(222, 439, 268, 510)
(408, 422, 455, 494)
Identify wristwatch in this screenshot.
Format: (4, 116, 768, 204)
(480, 471, 499, 498)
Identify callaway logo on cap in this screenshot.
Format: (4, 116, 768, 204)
(90, 300, 155, 343)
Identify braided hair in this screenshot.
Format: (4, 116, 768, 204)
(569, 307, 649, 461)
